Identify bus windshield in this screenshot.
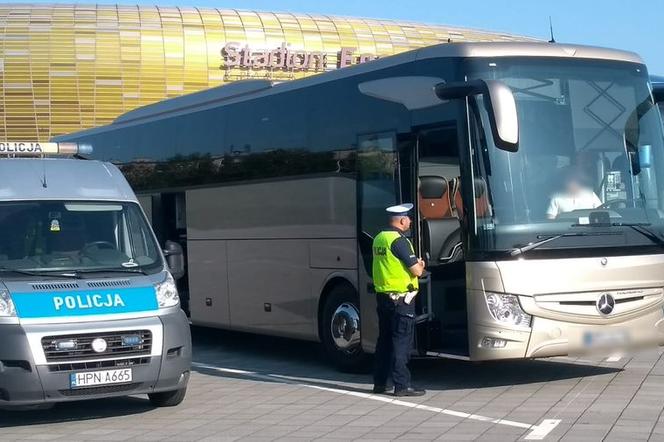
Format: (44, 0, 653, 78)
(466, 57, 664, 256)
(0, 201, 162, 274)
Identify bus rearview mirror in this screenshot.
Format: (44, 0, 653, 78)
(435, 80, 519, 152)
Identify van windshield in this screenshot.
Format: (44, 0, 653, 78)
(0, 201, 162, 274)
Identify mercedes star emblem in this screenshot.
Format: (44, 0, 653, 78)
(596, 293, 616, 315)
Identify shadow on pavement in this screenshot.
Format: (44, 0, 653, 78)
(0, 326, 624, 428)
(191, 326, 622, 392)
(0, 396, 154, 428)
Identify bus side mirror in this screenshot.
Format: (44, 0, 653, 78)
(163, 240, 185, 280)
(435, 80, 519, 152)
(653, 83, 664, 104)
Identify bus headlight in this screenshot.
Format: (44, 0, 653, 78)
(0, 290, 16, 317)
(155, 275, 180, 308)
(484, 293, 531, 328)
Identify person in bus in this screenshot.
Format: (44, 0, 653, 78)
(547, 167, 602, 219)
(372, 203, 427, 397)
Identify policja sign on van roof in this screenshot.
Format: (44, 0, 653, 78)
(0, 142, 92, 155)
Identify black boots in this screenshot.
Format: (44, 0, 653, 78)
(372, 385, 388, 394)
(394, 386, 426, 397)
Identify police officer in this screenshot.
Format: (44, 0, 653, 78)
(372, 203, 426, 397)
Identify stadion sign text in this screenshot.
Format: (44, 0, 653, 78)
(221, 42, 379, 72)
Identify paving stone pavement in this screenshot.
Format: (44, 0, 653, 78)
(2, 326, 664, 441)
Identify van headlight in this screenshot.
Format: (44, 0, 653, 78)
(0, 290, 16, 317)
(484, 293, 531, 328)
(155, 275, 180, 308)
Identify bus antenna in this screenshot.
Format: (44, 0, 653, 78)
(548, 16, 556, 43)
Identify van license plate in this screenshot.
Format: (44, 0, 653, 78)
(70, 368, 133, 388)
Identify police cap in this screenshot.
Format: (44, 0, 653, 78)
(386, 203, 414, 217)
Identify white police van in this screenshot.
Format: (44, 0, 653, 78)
(0, 142, 191, 408)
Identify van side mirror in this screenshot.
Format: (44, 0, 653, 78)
(435, 80, 519, 152)
(163, 240, 185, 280)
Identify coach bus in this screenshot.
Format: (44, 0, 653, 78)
(57, 42, 664, 369)
(654, 75, 664, 117)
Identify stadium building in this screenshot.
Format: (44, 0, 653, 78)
(0, 4, 538, 141)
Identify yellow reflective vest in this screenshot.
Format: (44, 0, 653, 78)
(372, 230, 419, 293)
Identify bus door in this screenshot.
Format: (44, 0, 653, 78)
(152, 192, 190, 314)
(356, 130, 440, 355)
(415, 124, 469, 358)
(357, 131, 408, 352)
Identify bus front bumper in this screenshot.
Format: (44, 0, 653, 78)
(468, 307, 664, 361)
(0, 310, 191, 407)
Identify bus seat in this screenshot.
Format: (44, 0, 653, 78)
(576, 151, 601, 188)
(612, 155, 629, 173)
(421, 218, 463, 266)
(452, 177, 490, 219)
(419, 175, 452, 219)
(451, 177, 462, 218)
(473, 178, 490, 218)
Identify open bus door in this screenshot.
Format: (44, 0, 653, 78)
(357, 127, 470, 359)
(413, 125, 470, 359)
(357, 131, 400, 353)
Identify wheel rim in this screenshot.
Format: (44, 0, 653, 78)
(330, 302, 361, 353)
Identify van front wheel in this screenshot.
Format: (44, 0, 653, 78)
(321, 285, 370, 372)
(148, 387, 187, 407)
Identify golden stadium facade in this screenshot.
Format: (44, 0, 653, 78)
(0, 4, 538, 141)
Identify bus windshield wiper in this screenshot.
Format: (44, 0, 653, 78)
(611, 222, 664, 248)
(0, 267, 81, 279)
(509, 231, 619, 257)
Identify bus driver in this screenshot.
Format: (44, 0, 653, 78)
(547, 167, 602, 219)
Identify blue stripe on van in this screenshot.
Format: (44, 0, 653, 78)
(11, 287, 158, 318)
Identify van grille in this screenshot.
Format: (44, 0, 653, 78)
(41, 330, 152, 362)
(47, 357, 151, 372)
(28, 280, 132, 290)
(86, 279, 131, 288)
(60, 383, 142, 397)
(31, 282, 80, 290)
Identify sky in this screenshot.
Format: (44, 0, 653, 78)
(10, 0, 664, 74)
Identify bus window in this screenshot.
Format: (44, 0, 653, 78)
(357, 132, 399, 268)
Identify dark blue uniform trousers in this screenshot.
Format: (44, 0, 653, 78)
(373, 294, 416, 391)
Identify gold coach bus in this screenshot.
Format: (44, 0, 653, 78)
(57, 42, 664, 370)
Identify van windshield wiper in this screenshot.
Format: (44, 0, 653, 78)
(76, 267, 148, 275)
(0, 267, 81, 279)
(509, 231, 619, 257)
(611, 222, 664, 248)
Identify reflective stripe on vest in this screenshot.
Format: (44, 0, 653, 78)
(371, 230, 419, 294)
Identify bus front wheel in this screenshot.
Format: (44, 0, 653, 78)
(321, 285, 370, 372)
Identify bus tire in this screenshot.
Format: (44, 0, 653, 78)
(148, 387, 187, 407)
(321, 285, 370, 372)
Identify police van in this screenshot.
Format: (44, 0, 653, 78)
(0, 142, 191, 408)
